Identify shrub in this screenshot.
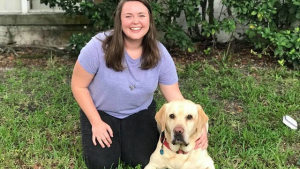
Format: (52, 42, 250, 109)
(222, 0, 300, 69)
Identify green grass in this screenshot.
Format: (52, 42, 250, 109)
(0, 59, 299, 169)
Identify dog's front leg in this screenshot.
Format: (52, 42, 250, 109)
(207, 165, 215, 169)
(145, 158, 166, 169)
(144, 164, 157, 169)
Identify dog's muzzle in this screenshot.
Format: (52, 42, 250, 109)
(172, 127, 188, 146)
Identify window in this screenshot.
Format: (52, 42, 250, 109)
(0, 0, 22, 14)
(0, 0, 101, 14)
(29, 0, 64, 13)
(0, 0, 64, 14)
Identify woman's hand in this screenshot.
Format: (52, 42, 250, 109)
(91, 121, 113, 148)
(194, 126, 208, 150)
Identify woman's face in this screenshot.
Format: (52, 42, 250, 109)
(121, 1, 150, 43)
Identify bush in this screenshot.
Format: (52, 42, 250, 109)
(223, 0, 300, 69)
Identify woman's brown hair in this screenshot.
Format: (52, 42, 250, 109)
(102, 0, 160, 71)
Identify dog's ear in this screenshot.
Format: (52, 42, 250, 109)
(196, 104, 209, 132)
(155, 104, 167, 132)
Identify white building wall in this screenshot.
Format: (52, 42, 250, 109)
(213, 0, 246, 42)
(176, 0, 245, 43)
(0, 0, 22, 13)
(0, 0, 89, 46)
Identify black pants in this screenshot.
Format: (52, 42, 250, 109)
(80, 101, 159, 169)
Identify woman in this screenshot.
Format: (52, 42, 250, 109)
(71, 0, 208, 168)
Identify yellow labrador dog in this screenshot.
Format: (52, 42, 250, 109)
(145, 99, 215, 169)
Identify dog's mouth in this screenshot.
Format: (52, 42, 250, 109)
(171, 133, 188, 146)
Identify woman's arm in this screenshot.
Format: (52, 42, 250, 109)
(71, 61, 99, 124)
(194, 125, 208, 150)
(71, 61, 113, 148)
(159, 82, 184, 102)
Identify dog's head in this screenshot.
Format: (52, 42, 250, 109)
(156, 99, 208, 147)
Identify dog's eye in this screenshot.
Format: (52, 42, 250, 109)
(187, 115, 193, 120)
(169, 114, 175, 119)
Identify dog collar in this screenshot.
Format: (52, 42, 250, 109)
(160, 131, 188, 155)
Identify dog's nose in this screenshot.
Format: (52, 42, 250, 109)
(173, 127, 184, 134)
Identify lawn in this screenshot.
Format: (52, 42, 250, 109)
(0, 57, 299, 169)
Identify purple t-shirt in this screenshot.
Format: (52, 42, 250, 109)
(78, 32, 178, 119)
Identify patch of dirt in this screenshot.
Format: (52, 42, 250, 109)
(0, 44, 279, 70)
(169, 41, 279, 69)
(0, 45, 77, 69)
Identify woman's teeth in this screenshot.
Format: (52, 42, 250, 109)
(131, 28, 141, 30)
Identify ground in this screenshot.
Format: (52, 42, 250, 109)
(0, 45, 76, 68)
(0, 46, 300, 168)
(0, 44, 279, 70)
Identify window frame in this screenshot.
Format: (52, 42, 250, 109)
(21, 0, 29, 14)
(21, 0, 64, 14)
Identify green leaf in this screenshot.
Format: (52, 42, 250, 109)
(267, 2, 273, 7)
(243, 7, 248, 14)
(278, 59, 285, 66)
(289, 48, 296, 54)
(293, 1, 300, 5)
(166, 34, 172, 40)
(258, 54, 262, 58)
(257, 13, 262, 20)
(188, 5, 194, 12)
(281, 42, 287, 46)
(286, 43, 293, 48)
(251, 11, 257, 15)
(191, 20, 196, 27)
(211, 29, 216, 35)
(274, 48, 280, 56)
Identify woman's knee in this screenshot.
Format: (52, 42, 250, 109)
(83, 153, 119, 169)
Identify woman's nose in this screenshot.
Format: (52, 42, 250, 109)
(132, 16, 139, 24)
